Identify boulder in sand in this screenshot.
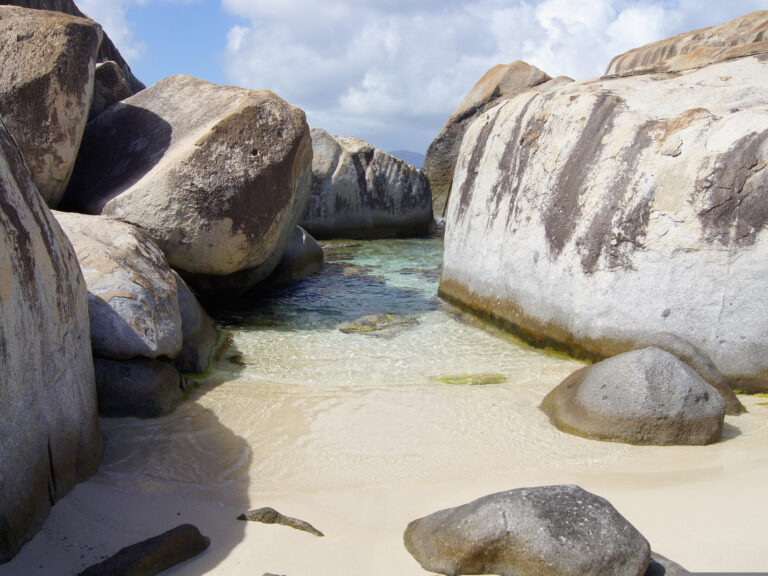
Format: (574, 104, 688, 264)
(541, 348, 726, 445)
(173, 270, 217, 374)
(0, 5, 101, 207)
(64, 75, 313, 294)
(301, 128, 433, 239)
(404, 485, 650, 576)
(0, 118, 101, 561)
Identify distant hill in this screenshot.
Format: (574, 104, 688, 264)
(389, 150, 425, 169)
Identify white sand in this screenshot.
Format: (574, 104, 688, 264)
(3, 312, 768, 575)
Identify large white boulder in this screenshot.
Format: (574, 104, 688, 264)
(0, 118, 101, 561)
(440, 54, 768, 390)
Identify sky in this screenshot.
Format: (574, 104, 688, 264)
(76, 0, 766, 154)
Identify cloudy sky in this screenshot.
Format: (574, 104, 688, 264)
(77, 0, 765, 153)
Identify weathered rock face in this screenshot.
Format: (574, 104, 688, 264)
(1, 0, 146, 92)
(606, 10, 768, 77)
(423, 61, 568, 217)
(64, 75, 313, 294)
(265, 225, 324, 285)
(541, 348, 726, 445)
(0, 5, 101, 207)
(440, 53, 768, 390)
(0, 118, 101, 561)
(634, 333, 744, 415)
(89, 60, 133, 121)
(404, 485, 650, 576)
(300, 128, 433, 239)
(54, 211, 183, 361)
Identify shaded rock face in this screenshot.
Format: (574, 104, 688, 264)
(173, 270, 216, 374)
(54, 211, 183, 361)
(94, 358, 185, 418)
(89, 60, 133, 121)
(64, 75, 313, 295)
(0, 118, 101, 562)
(1, 0, 146, 92)
(266, 225, 324, 285)
(300, 128, 433, 239)
(440, 54, 768, 390)
(423, 61, 568, 217)
(541, 348, 726, 445)
(404, 485, 650, 576)
(606, 10, 768, 77)
(0, 5, 101, 207)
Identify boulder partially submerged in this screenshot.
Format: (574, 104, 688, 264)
(301, 128, 433, 239)
(64, 75, 313, 294)
(404, 485, 651, 576)
(0, 5, 101, 207)
(0, 118, 101, 561)
(541, 348, 726, 445)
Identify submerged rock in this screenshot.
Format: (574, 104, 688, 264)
(238, 507, 324, 537)
(0, 118, 101, 561)
(404, 485, 650, 576)
(338, 313, 419, 337)
(79, 524, 210, 576)
(606, 10, 768, 77)
(0, 6, 101, 207)
(265, 225, 324, 285)
(440, 47, 768, 390)
(64, 75, 313, 295)
(301, 128, 433, 239)
(541, 348, 726, 445)
(431, 373, 507, 386)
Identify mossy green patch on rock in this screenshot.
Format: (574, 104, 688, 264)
(431, 373, 508, 386)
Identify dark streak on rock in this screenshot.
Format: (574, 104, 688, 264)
(694, 130, 768, 247)
(577, 120, 656, 274)
(455, 110, 500, 221)
(544, 93, 623, 258)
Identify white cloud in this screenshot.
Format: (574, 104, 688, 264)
(78, 0, 768, 152)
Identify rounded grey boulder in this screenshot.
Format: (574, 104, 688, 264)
(404, 485, 651, 576)
(541, 348, 726, 445)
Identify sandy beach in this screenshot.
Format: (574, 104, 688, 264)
(4, 364, 768, 576)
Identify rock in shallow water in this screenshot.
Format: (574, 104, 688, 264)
(541, 348, 726, 445)
(439, 50, 768, 391)
(404, 485, 650, 576)
(338, 313, 419, 337)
